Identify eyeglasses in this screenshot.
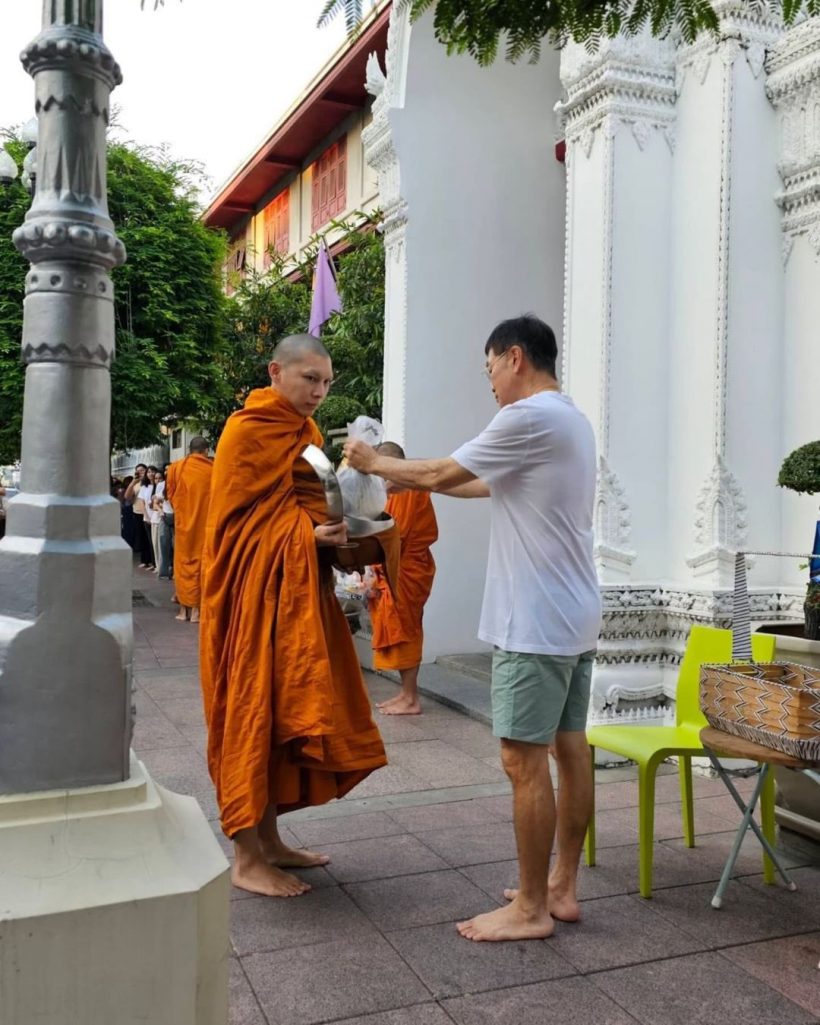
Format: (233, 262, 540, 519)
(482, 350, 510, 380)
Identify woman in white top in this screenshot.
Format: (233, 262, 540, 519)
(149, 468, 165, 575)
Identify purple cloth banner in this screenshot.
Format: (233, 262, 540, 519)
(308, 241, 342, 337)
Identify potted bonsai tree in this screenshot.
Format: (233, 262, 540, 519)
(777, 439, 820, 640)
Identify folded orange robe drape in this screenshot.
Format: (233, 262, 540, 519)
(369, 490, 438, 671)
(165, 453, 213, 607)
(199, 387, 387, 837)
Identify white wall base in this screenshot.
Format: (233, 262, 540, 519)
(0, 754, 230, 1025)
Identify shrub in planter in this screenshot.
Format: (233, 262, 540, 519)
(777, 440, 820, 641)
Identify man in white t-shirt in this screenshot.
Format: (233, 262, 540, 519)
(344, 314, 601, 943)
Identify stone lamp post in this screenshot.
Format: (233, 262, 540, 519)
(0, 4, 229, 1022)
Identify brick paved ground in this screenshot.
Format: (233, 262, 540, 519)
(132, 568, 820, 1025)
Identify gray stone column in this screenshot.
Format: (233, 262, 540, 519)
(0, 0, 132, 792)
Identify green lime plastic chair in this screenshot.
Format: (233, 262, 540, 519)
(585, 625, 777, 898)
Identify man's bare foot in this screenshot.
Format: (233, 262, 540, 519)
(504, 886, 581, 923)
(457, 898, 553, 942)
(231, 861, 310, 897)
(379, 695, 421, 716)
(175, 611, 188, 622)
(260, 839, 330, 868)
(190, 608, 200, 623)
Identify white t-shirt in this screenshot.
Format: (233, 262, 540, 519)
(158, 480, 174, 516)
(137, 483, 154, 522)
(451, 390, 602, 656)
(147, 482, 163, 525)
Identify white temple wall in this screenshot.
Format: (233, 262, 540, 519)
(369, 10, 566, 657)
(669, 21, 784, 590)
(781, 239, 820, 577)
(767, 17, 820, 586)
(367, 4, 813, 678)
(606, 126, 674, 580)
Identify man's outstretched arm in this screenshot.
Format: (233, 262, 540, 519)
(344, 440, 487, 496)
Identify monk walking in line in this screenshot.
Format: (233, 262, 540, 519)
(369, 443, 438, 715)
(165, 437, 213, 623)
(199, 334, 387, 898)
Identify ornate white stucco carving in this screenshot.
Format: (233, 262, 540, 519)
(686, 457, 749, 584)
(362, 5, 413, 442)
(594, 456, 636, 580)
(767, 16, 820, 259)
(557, 30, 677, 152)
(592, 580, 803, 709)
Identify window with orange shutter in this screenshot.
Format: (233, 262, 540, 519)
(263, 190, 290, 266)
(311, 137, 347, 232)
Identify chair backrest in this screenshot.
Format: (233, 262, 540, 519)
(675, 624, 777, 729)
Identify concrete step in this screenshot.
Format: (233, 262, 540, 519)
(435, 651, 492, 684)
(417, 660, 492, 726)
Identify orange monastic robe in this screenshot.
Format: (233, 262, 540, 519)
(199, 387, 387, 837)
(165, 453, 213, 607)
(369, 490, 438, 671)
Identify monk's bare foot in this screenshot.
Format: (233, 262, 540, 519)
(190, 608, 200, 623)
(375, 694, 403, 709)
(260, 840, 330, 868)
(175, 611, 188, 622)
(231, 861, 310, 897)
(457, 897, 553, 942)
(379, 695, 421, 716)
(504, 886, 581, 923)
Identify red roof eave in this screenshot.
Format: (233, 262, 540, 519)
(203, 6, 390, 235)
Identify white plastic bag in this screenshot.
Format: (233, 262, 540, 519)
(338, 416, 387, 518)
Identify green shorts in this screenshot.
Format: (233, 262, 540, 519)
(491, 647, 596, 746)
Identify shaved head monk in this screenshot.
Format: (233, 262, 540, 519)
(165, 436, 212, 623)
(369, 443, 438, 715)
(199, 333, 387, 898)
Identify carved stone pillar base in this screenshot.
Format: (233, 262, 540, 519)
(0, 755, 230, 1025)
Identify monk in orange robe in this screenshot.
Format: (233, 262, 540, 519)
(369, 443, 438, 716)
(165, 436, 213, 623)
(199, 334, 387, 898)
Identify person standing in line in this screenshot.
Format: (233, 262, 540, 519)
(157, 463, 175, 581)
(165, 438, 213, 623)
(345, 314, 601, 942)
(125, 464, 155, 569)
(368, 442, 438, 716)
(148, 467, 165, 575)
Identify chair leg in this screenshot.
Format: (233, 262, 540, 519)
(584, 746, 596, 867)
(638, 760, 659, 899)
(760, 767, 776, 885)
(679, 755, 695, 848)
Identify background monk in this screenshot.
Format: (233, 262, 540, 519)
(199, 334, 387, 899)
(165, 436, 213, 623)
(369, 442, 438, 715)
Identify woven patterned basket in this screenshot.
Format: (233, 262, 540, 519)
(699, 551, 820, 762)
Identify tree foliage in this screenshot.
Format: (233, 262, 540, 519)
(320, 0, 819, 63)
(208, 214, 386, 448)
(0, 139, 29, 465)
(0, 138, 228, 462)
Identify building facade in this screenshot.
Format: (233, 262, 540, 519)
(202, 4, 389, 277)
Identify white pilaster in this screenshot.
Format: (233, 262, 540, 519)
(767, 17, 820, 580)
(558, 32, 676, 585)
(670, 2, 784, 588)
